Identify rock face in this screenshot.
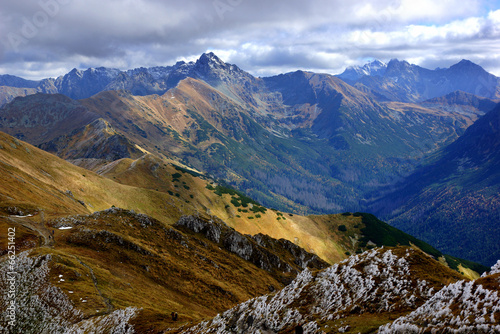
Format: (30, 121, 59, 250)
(177, 247, 469, 334)
(174, 215, 329, 283)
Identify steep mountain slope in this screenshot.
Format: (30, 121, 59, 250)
(371, 103, 500, 266)
(176, 247, 469, 334)
(0, 55, 481, 215)
(38, 118, 145, 165)
(0, 93, 100, 144)
(0, 130, 192, 221)
(0, 208, 329, 333)
(0, 130, 399, 266)
(339, 59, 500, 102)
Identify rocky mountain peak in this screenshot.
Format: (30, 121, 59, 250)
(385, 58, 414, 75)
(338, 59, 387, 81)
(448, 58, 490, 77)
(195, 52, 229, 71)
(454, 59, 477, 68)
(67, 68, 83, 78)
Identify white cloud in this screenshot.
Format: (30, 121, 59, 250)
(0, 0, 499, 79)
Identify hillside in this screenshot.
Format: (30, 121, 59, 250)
(0, 56, 483, 216)
(174, 247, 484, 334)
(0, 208, 329, 333)
(371, 102, 500, 266)
(1, 53, 499, 268)
(0, 130, 369, 265)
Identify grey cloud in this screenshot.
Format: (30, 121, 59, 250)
(0, 0, 498, 79)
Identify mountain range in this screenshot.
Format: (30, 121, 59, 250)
(338, 58, 500, 102)
(1, 53, 500, 332)
(1, 53, 499, 266)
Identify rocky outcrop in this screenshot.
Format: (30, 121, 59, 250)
(174, 215, 328, 283)
(379, 264, 500, 333)
(0, 251, 138, 334)
(178, 247, 467, 334)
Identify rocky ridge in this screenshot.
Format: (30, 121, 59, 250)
(176, 247, 470, 334)
(174, 215, 329, 284)
(340, 59, 500, 102)
(379, 259, 500, 333)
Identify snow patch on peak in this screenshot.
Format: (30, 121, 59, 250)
(338, 60, 387, 81)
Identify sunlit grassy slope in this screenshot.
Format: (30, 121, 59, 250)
(0, 131, 358, 264)
(0, 130, 485, 273)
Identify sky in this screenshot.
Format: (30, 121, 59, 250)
(1, 0, 500, 80)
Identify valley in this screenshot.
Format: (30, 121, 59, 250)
(0, 53, 499, 333)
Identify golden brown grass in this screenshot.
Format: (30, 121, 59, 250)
(28, 210, 286, 331)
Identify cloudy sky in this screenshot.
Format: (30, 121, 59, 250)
(1, 0, 500, 80)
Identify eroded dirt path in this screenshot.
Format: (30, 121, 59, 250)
(3, 214, 54, 247)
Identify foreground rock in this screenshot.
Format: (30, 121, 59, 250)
(175, 247, 467, 333)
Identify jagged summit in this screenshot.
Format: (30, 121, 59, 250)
(197, 52, 224, 65)
(193, 52, 246, 79)
(338, 59, 387, 81)
(338, 58, 500, 101)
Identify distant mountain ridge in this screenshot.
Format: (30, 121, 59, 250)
(338, 59, 387, 81)
(338, 59, 500, 102)
(0, 52, 256, 104)
(2, 55, 499, 105)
